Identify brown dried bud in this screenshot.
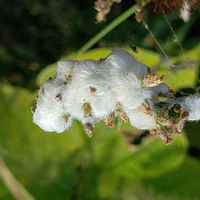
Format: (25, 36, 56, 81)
(147, 67, 152, 74)
(149, 129, 157, 135)
(104, 113, 115, 128)
(135, 10, 143, 23)
(165, 136, 172, 145)
(159, 131, 172, 145)
(119, 112, 128, 123)
(181, 111, 189, 120)
(82, 103, 92, 117)
(63, 114, 70, 122)
(143, 73, 164, 87)
(174, 104, 182, 113)
(55, 93, 62, 101)
(116, 101, 122, 111)
(168, 89, 175, 98)
(150, 0, 184, 13)
(84, 123, 94, 137)
(65, 74, 73, 82)
(31, 105, 36, 114)
(90, 86, 97, 93)
(95, 0, 122, 23)
(37, 87, 44, 98)
(129, 44, 138, 53)
(142, 102, 152, 115)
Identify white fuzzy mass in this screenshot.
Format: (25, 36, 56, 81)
(180, 94, 200, 121)
(33, 48, 169, 133)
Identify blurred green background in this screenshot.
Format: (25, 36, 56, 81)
(0, 0, 200, 199)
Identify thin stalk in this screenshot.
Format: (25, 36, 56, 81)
(163, 12, 184, 54)
(77, 0, 150, 55)
(0, 154, 35, 200)
(142, 19, 176, 71)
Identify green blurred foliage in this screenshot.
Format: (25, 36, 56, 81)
(1, 46, 200, 199)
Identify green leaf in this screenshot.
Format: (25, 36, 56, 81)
(92, 123, 188, 179)
(96, 132, 188, 199)
(36, 64, 57, 87)
(143, 156, 200, 199)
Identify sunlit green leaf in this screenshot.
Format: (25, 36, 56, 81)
(92, 123, 188, 179)
(144, 156, 200, 199)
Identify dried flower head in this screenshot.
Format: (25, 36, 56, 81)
(150, 0, 184, 13)
(95, 0, 122, 23)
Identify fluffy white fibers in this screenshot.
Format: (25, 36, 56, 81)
(125, 106, 156, 130)
(150, 83, 169, 96)
(106, 48, 148, 78)
(180, 94, 200, 121)
(33, 48, 177, 134)
(56, 60, 75, 82)
(33, 79, 73, 133)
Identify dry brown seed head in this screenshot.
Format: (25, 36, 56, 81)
(159, 131, 172, 144)
(67, 74, 72, 81)
(171, 119, 177, 125)
(150, 0, 184, 13)
(55, 93, 62, 101)
(129, 44, 138, 53)
(84, 123, 94, 137)
(160, 74, 164, 81)
(149, 129, 157, 135)
(104, 113, 115, 128)
(65, 74, 72, 82)
(37, 87, 44, 98)
(150, 0, 200, 14)
(174, 104, 182, 113)
(95, 0, 121, 23)
(90, 86, 97, 93)
(165, 136, 172, 145)
(143, 73, 164, 87)
(159, 118, 173, 127)
(159, 131, 167, 141)
(142, 102, 152, 115)
(190, 0, 200, 10)
(135, 0, 143, 23)
(175, 123, 183, 135)
(63, 114, 70, 122)
(82, 103, 92, 117)
(31, 105, 36, 113)
(116, 101, 122, 111)
(181, 111, 189, 120)
(135, 10, 143, 23)
(147, 67, 152, 74)
(119, 112, 129, 123)
(168, 89, 175, 98)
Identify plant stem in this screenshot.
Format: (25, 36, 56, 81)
(77, 0, 150, 55)
(0, 154, 35, 200)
